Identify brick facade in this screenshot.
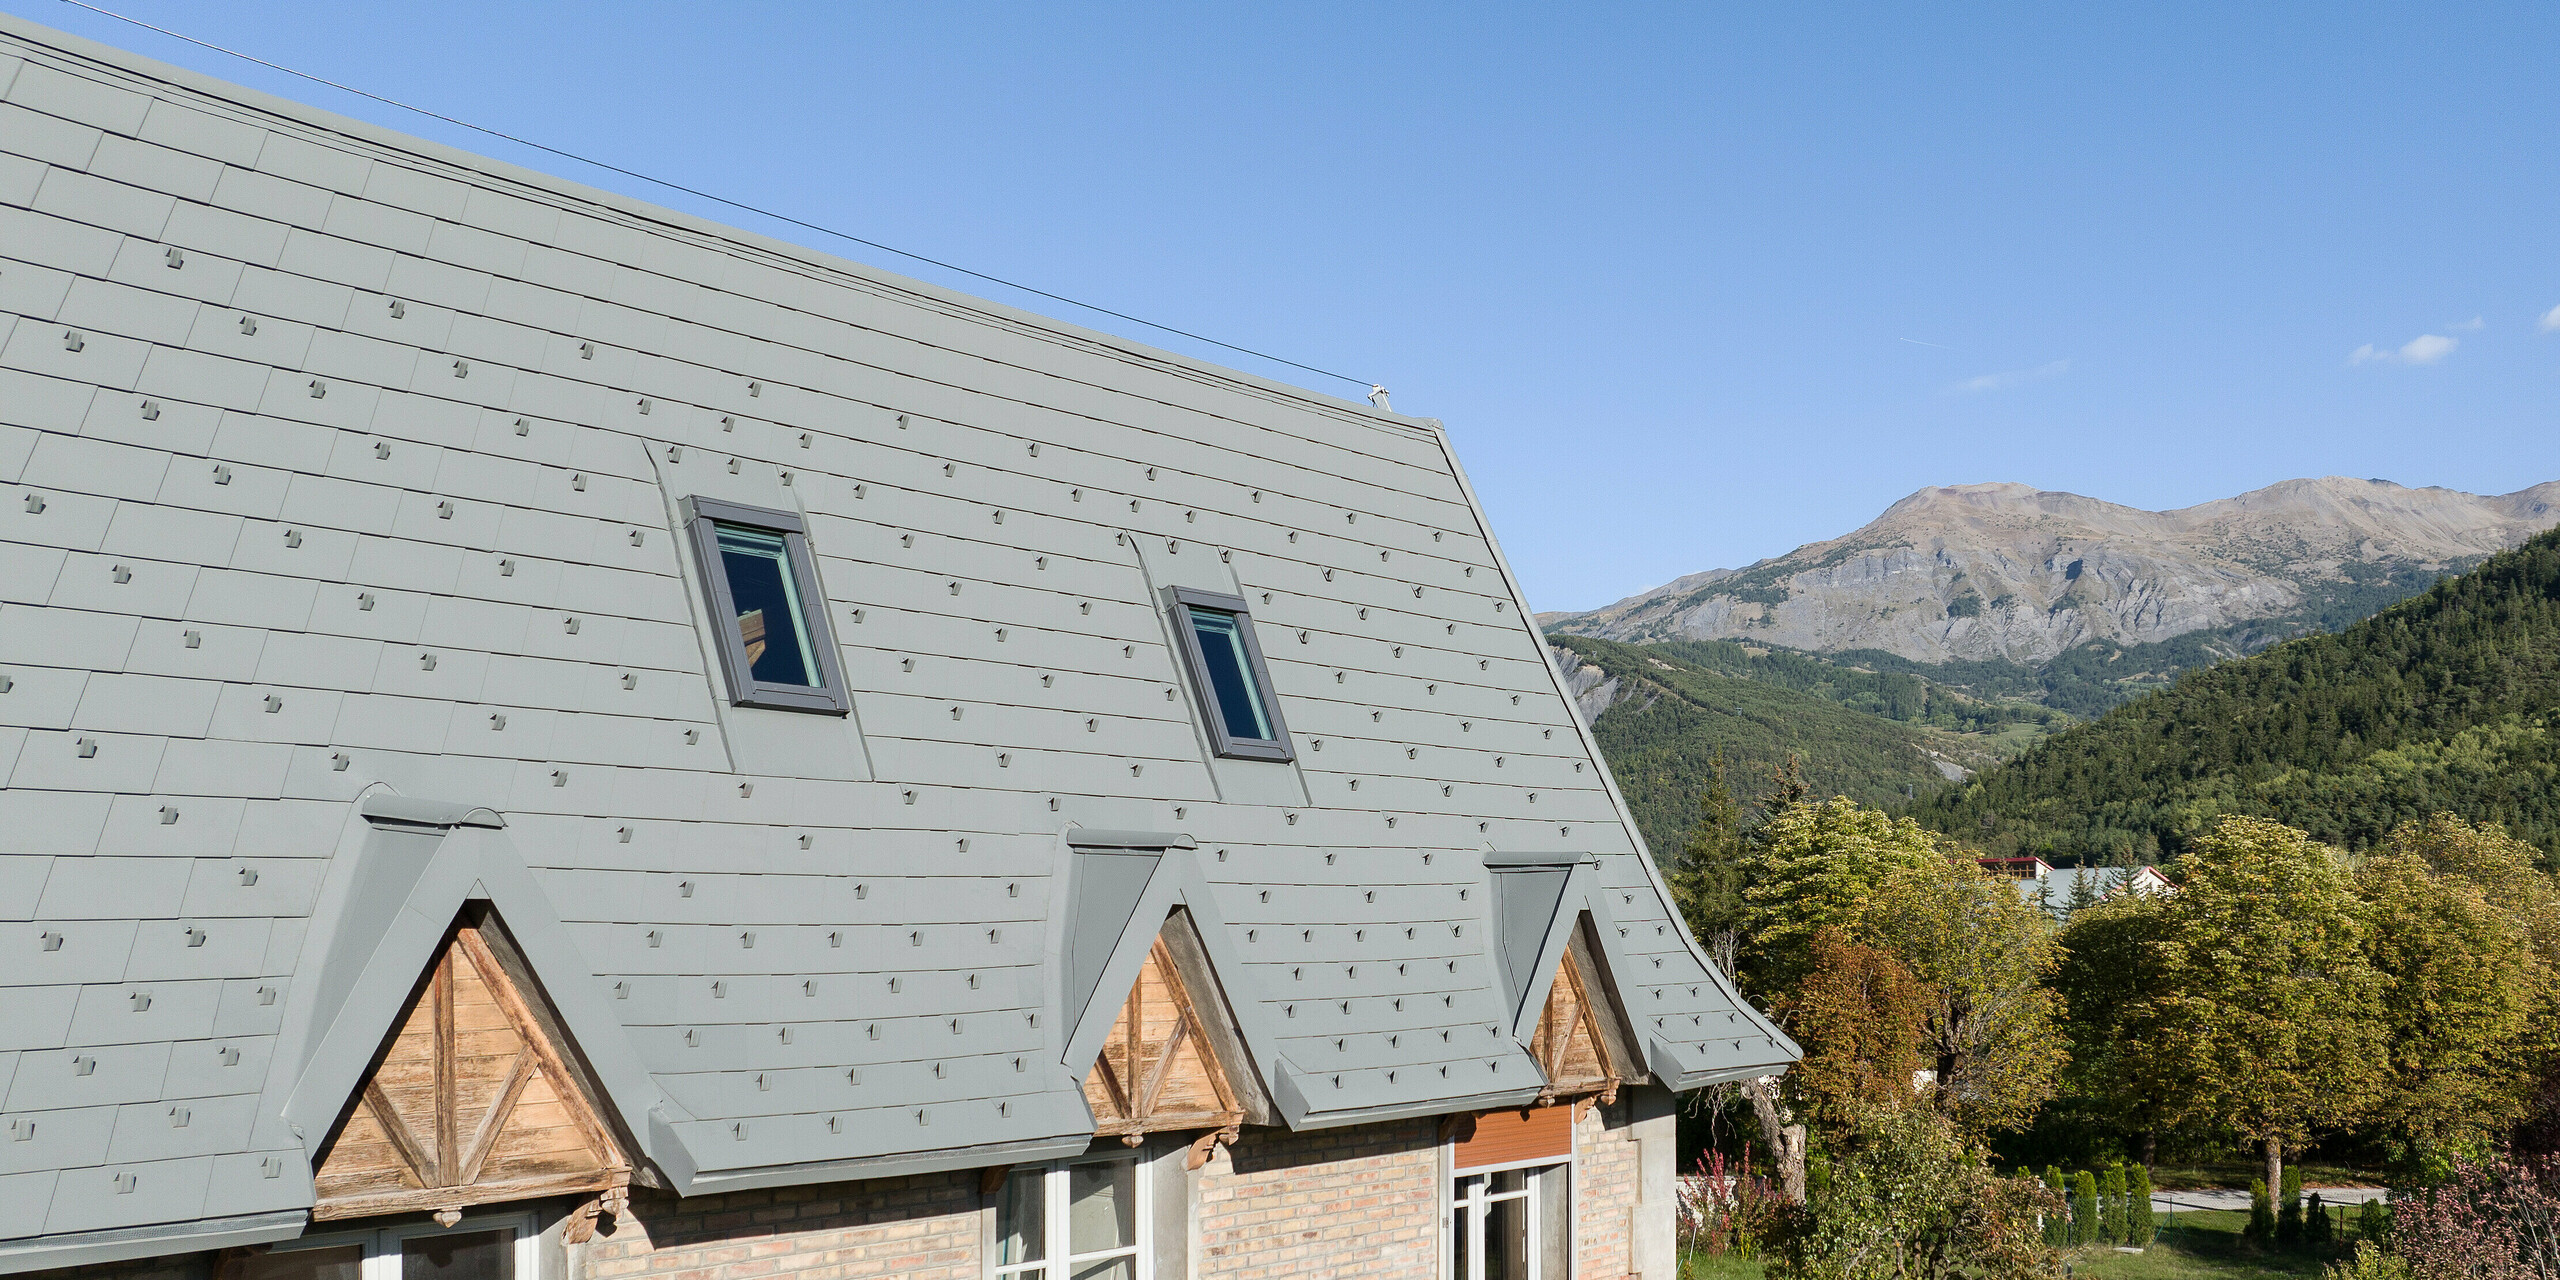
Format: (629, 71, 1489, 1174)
(1201, 1118, 1443, 1280)
(32, 1106, 1675, 1280)
(582, 1173, 980, 1280)
(1573, 1101, 1643, 1280)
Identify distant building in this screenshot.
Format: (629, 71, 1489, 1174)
(1979, 859, 2172, 917)
(0, 14, 1794, 1280)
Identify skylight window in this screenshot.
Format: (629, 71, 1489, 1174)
(1165, 586, 1293, 761)
(682, 496, 848, 714)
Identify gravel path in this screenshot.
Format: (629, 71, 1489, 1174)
(2151, 1187, 2388, 1214)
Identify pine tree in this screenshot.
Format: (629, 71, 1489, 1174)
(2072, 1170, 2100, 1246)
(2279, 1165, 2304, 1246)
(2043, 1166, 2070, 1246)
(2127, 1163, 2156, 1246)
(2099, 1165, 2129, 1244)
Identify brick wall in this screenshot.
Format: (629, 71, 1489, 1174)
(581, 1172, 980, 1280)
(17, 1110, 1666, 1280)
(1573, 1101, 1642, 1280)
(1201, 1117, 1442, 1280)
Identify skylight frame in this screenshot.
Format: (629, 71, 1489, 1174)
(1164, 585, 1295, 763)
(682, 495, 850, 715)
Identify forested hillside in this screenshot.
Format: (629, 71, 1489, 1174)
(1552, 635, 1986, 853)
(1915, 526, 2560, 861)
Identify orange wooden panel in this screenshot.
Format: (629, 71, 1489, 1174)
(1454, 1105, 1573, 1169)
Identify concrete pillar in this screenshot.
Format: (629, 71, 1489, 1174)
(1628, 1086, 1679, 1280)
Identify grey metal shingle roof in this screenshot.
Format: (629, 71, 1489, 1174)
(0, 13, 1794, 1271)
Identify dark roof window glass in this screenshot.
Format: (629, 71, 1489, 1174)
(717, 524, 819, 688)
(1164, 586, 1293, 762)
(681, 496, 849, 715)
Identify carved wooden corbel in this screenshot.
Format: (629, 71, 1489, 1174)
(562, 1184, 629, 1244)
(1183, 1125, 1241, 1171)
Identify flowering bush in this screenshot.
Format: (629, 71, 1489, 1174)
(2392, 1152, 2560, 1279)
(1679, 1145, 1780, 1260)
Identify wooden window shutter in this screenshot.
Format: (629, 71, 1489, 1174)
(1452, 1105, 1574, 1170)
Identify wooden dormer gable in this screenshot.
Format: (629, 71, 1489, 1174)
(1083, 934, 1245, 1142)
(1530, 947, 1620, 1102)
(313, 913, 631, 1223)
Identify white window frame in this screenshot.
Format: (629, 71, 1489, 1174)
(251, 1209, 542, 1279)
(1447, 1153, 1574, 1280)
(993, 1151, 1151, 1280)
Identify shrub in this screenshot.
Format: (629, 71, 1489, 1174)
(2072, 1171, 2099, 1246)
(2126, 1164, 2156, 1246)
(2248, 1179, 2276, 1246)
(2393, 1152, 2560, 1278)
(2356, 1197, 2390, 1245)
(2041, 1167, 2068, 1246)
(1766, 1104, 2064, 1279)
(2322, 1241, 2411, 1279)
(2098, 1165, 2128, 1244)
(2281, 1166, 2306, 1246)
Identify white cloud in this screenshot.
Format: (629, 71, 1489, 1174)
(2350, 334, 2458, 365)
(2450, 315, 2485, 331)
(2541, 303, 2560, 333)
(1951, 358, 2071, 394)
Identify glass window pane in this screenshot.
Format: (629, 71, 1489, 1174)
(1490, 1167, 1529, 1196)
(237, 1244, 364, 1280)
(402, 1228, 513, 1280)
(1187, 607, 1272, 742)
(1536, 1166, 1571, 1280)
(1068, 1160, 1138, 1254)
(1454, 1203, 1473, 1280)
(1069, 1260, 1136, 1280)
(716, 524, 821, 688)
(1488, 1192, 1527, 1280)
(997, 1168, 1048, 1265)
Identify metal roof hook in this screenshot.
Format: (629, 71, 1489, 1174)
(1368, 385, 1392, 410)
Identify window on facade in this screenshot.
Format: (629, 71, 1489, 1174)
(1163, 586, 1293, 761)
(681, 496, 848, 714)
(1450, 1164, 1570, 1280)
(995, 1155, 1147, 1280)
(234, 1214, 534, 1280)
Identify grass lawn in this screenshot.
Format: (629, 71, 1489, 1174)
(1677, 1210, 2366, 1279)
(2070, 1210, 2349, 1278)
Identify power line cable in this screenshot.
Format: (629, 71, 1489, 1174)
(54, 0, 1381, 393)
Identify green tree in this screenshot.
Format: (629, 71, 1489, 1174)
(1739, 797, 1960, 999)
(2052, 894, 2177, 1164)
(2247, 1179, 2275, 1246)
(2070, 1171, 2098, 1246)
(2142, 817, 2387, 1204)
(2098, 1165, 2127, 1244)
(1668, 749, 1751, 976)
(2278, 1165, 2303, 1246)
(2126, 1163, 2156, 1246)
(2355, 827, 2557, 1164)
(1862, 859, 2067, 1134)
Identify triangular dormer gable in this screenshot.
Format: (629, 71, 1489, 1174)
(1527, 939, 1621, 1102)
(314, 910, 630, 1223)
(1082, 925, 1245, 1143)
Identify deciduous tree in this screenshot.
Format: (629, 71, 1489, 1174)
(2143, 817, 2387, 1206)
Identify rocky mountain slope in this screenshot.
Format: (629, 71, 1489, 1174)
(1544, 477, 2560, 665)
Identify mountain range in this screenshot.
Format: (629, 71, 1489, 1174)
(1543, 477, 2560, 667)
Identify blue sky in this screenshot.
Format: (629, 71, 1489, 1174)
(16, 2, 2557, 612)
